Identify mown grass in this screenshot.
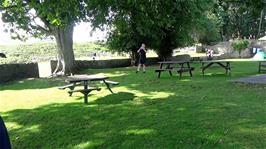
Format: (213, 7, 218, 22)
(0, 62, 266, 148)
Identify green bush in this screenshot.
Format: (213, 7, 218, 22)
(231, 40, 249, 58)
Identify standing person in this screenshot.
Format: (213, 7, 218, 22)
(206, 48, 214, 60)
(136, 43, 147, 73)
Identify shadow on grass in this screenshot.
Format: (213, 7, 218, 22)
(91, 92, 136, 105)
(3, 89, 266, 148)
(0, 78, 65, 91)
(73, 92, 136, 105)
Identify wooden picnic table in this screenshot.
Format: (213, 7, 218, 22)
(201, 59, 266, 75)
(155, 61, 194, 79)
(60, 74, 119, 104)
(201, 60, 231, 75)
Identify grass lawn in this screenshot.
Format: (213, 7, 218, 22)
(1, 62, 266, 148)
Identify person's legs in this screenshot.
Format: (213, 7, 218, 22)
(136, 64, 141, 73)
(143, 64, 146, 72)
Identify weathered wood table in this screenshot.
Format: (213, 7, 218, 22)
(201, 59, 266, 75)
(201, 60, 231, 75)
(155, 61, 194, 79)
(60, 74, 119, 104)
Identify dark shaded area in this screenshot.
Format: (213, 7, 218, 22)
(0, 53, 7, 58)
(0, 116, 11, 149)
(0, 77, 65, 91)
(0, 63, 39, 84)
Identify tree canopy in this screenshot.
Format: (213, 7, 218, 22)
(0, 0, 90, 74)
(89, 0, 220, 60)
(0, 0, 265, 68)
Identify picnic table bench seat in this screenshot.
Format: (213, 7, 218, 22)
(155, 65, 194, 79)
(103, 80, 119, 85)
(58, 82, 82, 90)
(102, 80, 119, 93)
(155, 68, 174, 72)
(176, 67, 195, 72)
(68, 87, 101, 104)
(68, 87, 101, 94)
(259, 62, 266, 73)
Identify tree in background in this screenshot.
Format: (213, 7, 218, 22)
(89, 0, 218, 61)
(0, 0, 89, 75)
(213, 0, 265, 40)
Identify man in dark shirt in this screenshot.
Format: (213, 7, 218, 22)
(136, 43, 147, 73)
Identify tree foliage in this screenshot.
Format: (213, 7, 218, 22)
(89, 0, 218, 60)
(232, 39, 249, 57)
(213, 0, 266, 40)
(0, 0, 89, 74)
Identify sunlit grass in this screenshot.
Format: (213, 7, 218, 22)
(0, 62, 266, 148)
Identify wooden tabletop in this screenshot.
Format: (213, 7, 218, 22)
(201, 59, 266, 63)
(66, 74, 109, 83)
(158, 61, 189, 64)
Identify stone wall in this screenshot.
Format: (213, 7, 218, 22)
(76, 59, 131, 69)
(206, 40, 266, 59)
(49, 57, 159, 72)
(39, 57, 158, 77)
(0, 63, 39, 83)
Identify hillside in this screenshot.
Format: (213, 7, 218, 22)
(0, 42, 113, 64)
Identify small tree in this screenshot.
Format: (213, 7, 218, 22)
(231, 40, 249, 58)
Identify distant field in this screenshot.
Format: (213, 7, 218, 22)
(0, 42, 208, 64)
(0, 42, 121, 64)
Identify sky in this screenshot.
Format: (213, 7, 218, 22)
(0, 19, 107, 45)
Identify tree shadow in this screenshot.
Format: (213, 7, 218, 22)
(91, 92, 136, 105)
(0, 77, 65, 91)
(3, 93, 266, 148)
(72, 92, 136, 105)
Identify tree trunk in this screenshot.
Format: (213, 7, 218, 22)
(257, 9, 264, 39)
(53, 23, 76, 75)
(130, 50, 138, 66)
(157, 32, 174, 60)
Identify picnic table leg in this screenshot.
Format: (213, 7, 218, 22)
(227, 62, 231, 75)
(179, 63, 184, 79)
(158, 63, 163, 78)
(84, 81, 89, 104)
(202, 62, 214, 76)
(167, 64, 172, 76)
(258, 62, 261, 73)
(168, 71, 172, 76)
(68, 82, 76, 96)
(103, 80, 114, 93)
(158, 72, 161, 78)
(187, 62, 193, 77)
(201, 62, 205, 76)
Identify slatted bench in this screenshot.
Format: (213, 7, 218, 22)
(102, 80, 119, 93)
(58, 82, 82, 96)
(259, 62, 266, 73)
(155, 61, 194, 79)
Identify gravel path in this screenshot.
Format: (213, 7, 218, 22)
(232, 74, 266, 84)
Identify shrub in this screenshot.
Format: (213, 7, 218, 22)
(231, 40, 249, 58)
